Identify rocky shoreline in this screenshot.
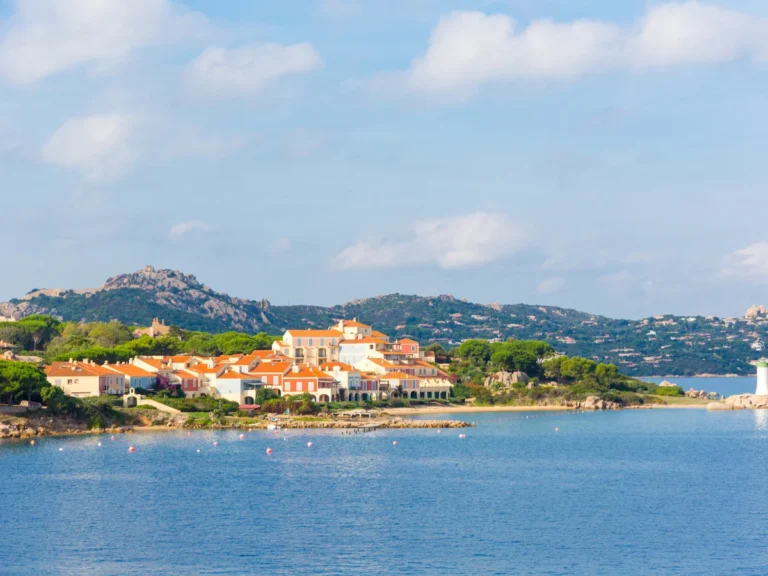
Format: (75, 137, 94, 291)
(0, 413, 472, 440)
(707, 394, 768, 411)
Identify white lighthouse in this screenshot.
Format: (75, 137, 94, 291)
(757, 362, 768, 396)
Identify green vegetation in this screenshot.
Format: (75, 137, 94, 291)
(0, 315, 279, 363)
(148, 395, 240, 414)
(0, 360, 49, 405)
(444, 339, 665, 407)
(40, 386, 122, 429)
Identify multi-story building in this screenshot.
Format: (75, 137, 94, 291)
(319, 361, 361, 400)
(273, 330, 342, 366)
(282, 365, 340, 402)
(45, 361, 125, 397)
(248, 360, 292, 395)
(105, 362, 157, 390)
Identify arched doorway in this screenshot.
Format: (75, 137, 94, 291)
(244, 397, 254, 405)
(410, 391, 418, 399)
(361, 393, 369, 401)
(440, 391, 447, 399)
(319, 394, 330, 403)
(371, 394, 377, 401)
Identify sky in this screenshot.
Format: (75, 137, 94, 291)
(1, 0, 768, 320)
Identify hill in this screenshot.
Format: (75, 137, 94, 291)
(1, 266, 767, 376)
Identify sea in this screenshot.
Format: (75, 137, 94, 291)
(641, 376, 757, 397)
(2, 406, 768, 575)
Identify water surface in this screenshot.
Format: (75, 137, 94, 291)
(2, 409, 768, 575)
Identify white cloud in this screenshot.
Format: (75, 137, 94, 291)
(538, 277, 566, 295)
(169, 220, 210, 240)
(332, 212, 528, 270)
(0, 0, 208, 84)
(721, 242, 768, 282)
(267, 237, 292, 254)
(382, 2, 768, 97)
(185, 43, 323, 97)
(41, 113, 138, 181)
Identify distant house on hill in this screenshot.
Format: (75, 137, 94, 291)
(133, 318, 172, 338)
(0, 339, 16, 350)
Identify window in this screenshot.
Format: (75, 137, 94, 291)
(67, 379, 73, 385)
(318, 348, 328, 363)
(296, 338, 302, 346)
(297, 382, 304, 392)
(308, 338, 314, 347)
(295, 348, 305, 362)
(320, 338, 325, 346)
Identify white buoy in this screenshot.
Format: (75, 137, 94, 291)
(59, 447, 63, 451)
(110, 435, 115, 440)
(459, 434, 466, 439)
(266, 447, 273, 454)
(392, 441, 398, 446)
(29, 440, 35, 446)
(97, 442, 102, 447)
(128, 446, 135, 453)
(239, 434, 245, 440)
(187, 432, 192, 436)
(196, 449, 201, 453)
(555, 427, 559, 432)
(213, 441, 218, 447)
(307, 441, 313, 448)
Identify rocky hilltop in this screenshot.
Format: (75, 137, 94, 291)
(1, 267, 768, 376)
(0, 266, 274, 332)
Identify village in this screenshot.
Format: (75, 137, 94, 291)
(43, 319, 454, 408)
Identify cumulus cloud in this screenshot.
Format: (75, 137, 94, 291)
(169, 220, 210, 240)
(537, 277, 566, 295)
(41, 114, 138, 182)
(0, 0, 208, 84)
(332, 212, 528, 271)
(379, 2, 768, 97)
(185, 43, 323, 97)
(721, 242, 768, 282)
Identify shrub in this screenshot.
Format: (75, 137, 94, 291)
(655, 385, 684, 397)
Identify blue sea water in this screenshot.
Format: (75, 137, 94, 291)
(2, 409, 768, 575)
(642, 376, 756, 397)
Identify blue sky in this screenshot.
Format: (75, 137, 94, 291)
(1, 0, 768, 319)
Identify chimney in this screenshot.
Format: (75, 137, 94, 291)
(292, 365, 299, 373)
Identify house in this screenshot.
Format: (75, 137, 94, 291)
(215, 369, 264, 405)
(0, 339, 16, 350)
(356, 373, 380, 402)
(282, 365, 340, 402)
(395, 338, 419, 357)
(379, 371, 420, 399)
(331, 318, 373, 340)
(319, 361, 361, 400)
(132, 318, 172, 338)
(248, 360, 292, 394)
(167, 369, 202, 398)
(273, 329, 342, 366)
(45, 361, 125, 397)
(105, 362, 157, 390)
(339, 337, 388, 365)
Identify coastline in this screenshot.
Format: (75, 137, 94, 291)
(384, 405, 575, 416)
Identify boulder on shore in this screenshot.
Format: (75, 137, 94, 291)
(580, 396, 620, 410)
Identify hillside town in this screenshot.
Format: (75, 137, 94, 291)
(43, 319, 453, 407)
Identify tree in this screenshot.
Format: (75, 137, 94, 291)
(0, 361, 49, 405)
(456, 340, 492, 364)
